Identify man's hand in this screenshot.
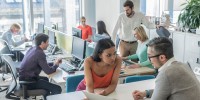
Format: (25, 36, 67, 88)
(23, 36, 29, 42)
(54, 58, 62, 66)
(132, 90, 146, 100)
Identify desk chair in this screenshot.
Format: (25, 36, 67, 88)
(0, 39, 13, 82)
(0, 39, 21, 81)
(2, 55, 47, 100)
(66, 74, 84, 93)
(125, 75, 155, 83)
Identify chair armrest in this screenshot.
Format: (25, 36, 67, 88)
(19, 81, 36, 84)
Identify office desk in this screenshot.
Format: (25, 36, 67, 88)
(48, 68, 84, 83)
(49, 67, 155, 83)
(47, 79, 155, 100)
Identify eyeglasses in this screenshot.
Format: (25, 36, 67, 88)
(148, 54, 162, 61)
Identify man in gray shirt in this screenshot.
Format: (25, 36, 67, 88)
(1, 23, 28, 61)
(1, 23, 28, 47)
(133, 37, 200, 100)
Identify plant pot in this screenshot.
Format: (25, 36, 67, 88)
(189, 29, 196, 33)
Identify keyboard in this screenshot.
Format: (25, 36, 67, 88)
(59, 61, 77, 73)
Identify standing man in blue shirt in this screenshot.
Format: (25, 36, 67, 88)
(19, 33, 62, 98)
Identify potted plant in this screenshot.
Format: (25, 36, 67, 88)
(178, 0, 200, 33)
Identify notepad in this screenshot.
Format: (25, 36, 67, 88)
(83, 91, 117, 100)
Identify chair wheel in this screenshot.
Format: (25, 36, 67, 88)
(2, 77, 5, 81)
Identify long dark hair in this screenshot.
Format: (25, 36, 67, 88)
(97, 21, 110, 36)
(92, 38, 115, 62)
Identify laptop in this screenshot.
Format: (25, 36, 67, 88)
(83, 91, 117, 100)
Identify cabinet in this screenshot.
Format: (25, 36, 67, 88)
(184, 33, 200, 65)
(172, 32, 185, 62)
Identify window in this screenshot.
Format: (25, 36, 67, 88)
(0, 0, 23, 32)
(48, 0, 81, 33)
(33, 0, 44, 33)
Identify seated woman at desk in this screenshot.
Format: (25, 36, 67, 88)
(122, 26, 153, 69)
(76, 39, 122, 96)
(93, 21, 111, 42)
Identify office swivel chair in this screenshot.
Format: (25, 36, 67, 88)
(124, 75, 155, 83)
(66, 74, 84, 93)
(2, 55, 47, 100)
(0, 39, 21, 81)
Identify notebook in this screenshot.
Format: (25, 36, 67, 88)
(83, 91, 117, 100)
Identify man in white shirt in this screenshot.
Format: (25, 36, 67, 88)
(132, 37, 200, 100)
(112, 0, 155, 57)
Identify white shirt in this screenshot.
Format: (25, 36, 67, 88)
(112, 12, 155, 42)
(158, 57, 176, 72)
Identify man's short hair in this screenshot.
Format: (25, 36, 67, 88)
(147, 37, 174, 59)
(10, 23, 21, 30)
(81, 16, 86, 20)
(35, 33, 49, 46)
(123, 0, 134, 9)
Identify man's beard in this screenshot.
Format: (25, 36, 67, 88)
(126, 13, 132, 17)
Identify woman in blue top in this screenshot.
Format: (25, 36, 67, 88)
(122, 26, 153, 69)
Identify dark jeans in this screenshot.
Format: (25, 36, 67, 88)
(115, 34, 120, 50)
(22, 76, 62, 98)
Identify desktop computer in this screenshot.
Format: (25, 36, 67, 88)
(59, 36, 86, 73)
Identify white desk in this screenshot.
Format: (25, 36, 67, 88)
(48, 68, 84, 83)
(47, 79, 155, 100)
(49, 66, 155, 83)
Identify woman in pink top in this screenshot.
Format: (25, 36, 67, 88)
(76, 39, 122, 96)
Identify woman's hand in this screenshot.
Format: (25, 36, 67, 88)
(96, 90, 106, 96)
(127, 63, 140, 69)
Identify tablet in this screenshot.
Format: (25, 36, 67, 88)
(83, 91, 117, 100)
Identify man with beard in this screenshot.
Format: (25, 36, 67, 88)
(133, 37, 200, 100)
(112, 0, 155, 57)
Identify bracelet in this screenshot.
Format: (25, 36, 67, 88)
(145, 90, 150, 98)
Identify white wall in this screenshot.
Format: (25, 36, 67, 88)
(82, 0, 96, 27)
(96, 0, 120, 35)
(96, 0, 140, 35)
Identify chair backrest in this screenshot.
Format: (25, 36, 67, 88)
(125, 75, 155, 83)
(156, 26, 171, 38)
(66, 74, 84, 93)
(1, 55, 18, 99)
(0, 39, 12, 55)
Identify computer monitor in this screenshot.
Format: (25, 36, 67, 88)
(38, 23, 44, 33)
(71, 36, 86, 61)
(48, 30, 56, 44)
(72, 27, 82, 38)
(93, 34, 111, 42)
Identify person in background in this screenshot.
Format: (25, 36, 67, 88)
(76, 39, 122, 96)
(112, 0, 155, 57)
(132, 37, 200, 100)
(1, 23, 28, 61)
(19, 34, 62, 98)
(96, 20, 110, 38)
(1, 23, 28, 47)
(122, 26, 153, 69)
(78, 16, 92, 42)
